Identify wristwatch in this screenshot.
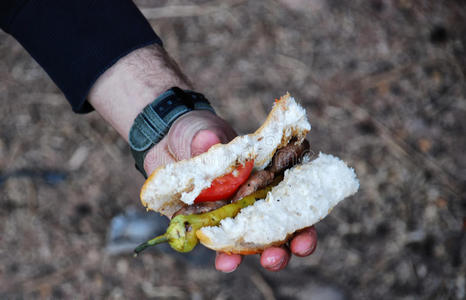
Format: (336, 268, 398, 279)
(129, 87, 215, 178)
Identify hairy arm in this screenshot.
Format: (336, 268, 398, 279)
(89, 44, 317, 273)
(88, 44, 192, 141)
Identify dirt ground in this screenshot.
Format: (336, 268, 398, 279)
(1, 0, 465, 299)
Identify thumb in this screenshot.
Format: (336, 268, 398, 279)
(190, 130, 222, 157)
(167, 110, 237, 160)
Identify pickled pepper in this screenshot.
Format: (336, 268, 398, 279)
(134, 185, 273, 255)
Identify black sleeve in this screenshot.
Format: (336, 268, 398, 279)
(0, 0, 163, 113)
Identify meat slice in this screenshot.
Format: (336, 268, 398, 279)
(268, 139, 310, 173)
(231, 170, 275, 202)
(173, 200, 228, 217)
(174, 139, 311, 215)
(232, 139, 310, 202)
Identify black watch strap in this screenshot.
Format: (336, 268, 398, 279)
(129, 87, 215, 178)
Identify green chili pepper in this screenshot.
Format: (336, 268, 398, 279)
(134, 185, 273, 255)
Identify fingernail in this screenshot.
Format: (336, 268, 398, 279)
(191, 130, 221, 157)
(220, 268, 236, 274)
(296, 245, 313, 257)
(295, 240, 313, 256)
(267, 256, 286, 270)
(291, 227, 318, 257)
(216, 254, 241, 273)
(218, 263, 239, 273)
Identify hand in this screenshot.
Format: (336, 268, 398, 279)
(87, 43, 318, 272)
(142, 110, 237, 174)
(144, 114, 318, 272)
(216, 226, 317, 272)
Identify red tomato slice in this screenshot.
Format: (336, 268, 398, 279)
(194, 160, 254, 203)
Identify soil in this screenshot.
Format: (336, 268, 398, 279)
(1, 0, 465, 299)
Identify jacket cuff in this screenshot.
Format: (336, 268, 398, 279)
(7, 0, 162, 113)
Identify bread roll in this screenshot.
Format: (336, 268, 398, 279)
(197, 153, 359, 254)
(140, 93, 311, 217)
(139, 93, 359, 254)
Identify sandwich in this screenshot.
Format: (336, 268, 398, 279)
(134, 93, 359, 255)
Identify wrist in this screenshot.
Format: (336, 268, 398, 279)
(129, 89, 217, 177)
(88, 44, 192, 141)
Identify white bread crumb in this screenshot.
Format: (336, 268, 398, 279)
(140, 94, 311, 217)
(197, 153, 359, 253)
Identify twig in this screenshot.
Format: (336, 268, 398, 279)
(140, 1, 247, 20)
(317, 58, 463, 198)
(141, 5, 222, 19)
(0, 263, 78, 294)
(250, 271, 276, 300)
(141, 282, 186, 299)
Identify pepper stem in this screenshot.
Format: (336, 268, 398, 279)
(133, 234, 169, 256)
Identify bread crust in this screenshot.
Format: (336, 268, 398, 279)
(138, 94, 359, 254)
(196, 229, 297, 254)
(140, 93, 310, 217)
(195, 153, 359, 253)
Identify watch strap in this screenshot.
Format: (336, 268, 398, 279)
(129, 87, 215, 178)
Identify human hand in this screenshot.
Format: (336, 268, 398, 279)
(215, 226, 317, 272)
(143, 112, 318, 272)
(142, 110, 236, 173)
(87, 43, 318, 272)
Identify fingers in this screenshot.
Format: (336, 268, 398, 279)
(260, 227, 316, 272)
(215, 227, 317, 273)
(215, 252, 242, 273)
(260, 246, 291, 271)
(290, 226, 317, 257)
(144, 110, 237, 176)
(216, 248, 290, 273)
(191, 129, 221, 157)
(167, 110, 237, 160)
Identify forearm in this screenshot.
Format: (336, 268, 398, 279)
(88, 44, 192, 141)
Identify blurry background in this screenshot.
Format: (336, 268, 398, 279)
(1, 0, 465, 299)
